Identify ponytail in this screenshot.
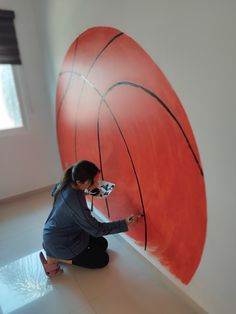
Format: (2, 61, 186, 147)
(52, 165, 73, 199)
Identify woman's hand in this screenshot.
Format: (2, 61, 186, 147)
(126, 214, 143, 227)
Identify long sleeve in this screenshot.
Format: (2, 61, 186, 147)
(63, 187, 128, 237)
(73, 207, 128, 237)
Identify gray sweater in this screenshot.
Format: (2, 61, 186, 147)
(43, 184, 128, 259)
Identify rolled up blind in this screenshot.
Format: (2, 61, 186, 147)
(0, 9, 21, 64)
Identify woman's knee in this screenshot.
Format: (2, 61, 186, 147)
(88, 251, 109, 268)
(90, 236, 108, 251)
(72, 251, 109, 268)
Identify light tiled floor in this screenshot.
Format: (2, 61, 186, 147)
(0, 189, 204, 314)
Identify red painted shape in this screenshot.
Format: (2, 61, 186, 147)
(56, 27, 207, 284)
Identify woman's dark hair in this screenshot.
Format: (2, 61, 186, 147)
(53, 160, 99, 198)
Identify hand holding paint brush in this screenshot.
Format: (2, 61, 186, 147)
(126, 213, 144, 227)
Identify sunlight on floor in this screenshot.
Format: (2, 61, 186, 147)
(0, 251, 52, 314)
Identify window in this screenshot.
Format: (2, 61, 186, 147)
(0, 9, 24, 134)
(0, 64, 23, 130)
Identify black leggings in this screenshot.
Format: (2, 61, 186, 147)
(72, 236, 109, 268)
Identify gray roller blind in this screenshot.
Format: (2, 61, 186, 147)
(0, 9, 21, 64)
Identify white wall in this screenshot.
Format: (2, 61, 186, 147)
(0, 0, 62, 199)
(7, 0, 236, 313)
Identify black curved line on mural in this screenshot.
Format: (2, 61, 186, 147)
(96, 102, 111, 218)
(57, 38, 79, 128)
(72, 71, 148, 248)
(104, 81, 204, 176)
(88, 32, 123, 75)
(74, 32, 124, 160)
(97, 97, 148, 250)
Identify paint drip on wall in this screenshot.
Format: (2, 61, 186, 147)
(56, 26, 207, 284)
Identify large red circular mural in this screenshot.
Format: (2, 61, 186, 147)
(56, 26, 207, 284)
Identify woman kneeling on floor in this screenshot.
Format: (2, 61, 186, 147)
(40, 160, 142, 277)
